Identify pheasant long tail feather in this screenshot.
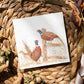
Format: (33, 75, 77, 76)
(58, 37, 65, 46)
(22, 41, 31, 56)
(19, 51, 28, 55)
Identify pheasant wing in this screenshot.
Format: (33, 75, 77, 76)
(31, 49, 41, 61)
(44, 32, 65, 46)
(43, 32, 58, 41)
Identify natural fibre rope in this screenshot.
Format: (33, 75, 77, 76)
(0, 0, 82, 84)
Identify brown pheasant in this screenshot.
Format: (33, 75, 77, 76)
(20, 40, 41, 62)
(37, 29, 65, 45)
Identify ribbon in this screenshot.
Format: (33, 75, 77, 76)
(70, 53, 84, 84)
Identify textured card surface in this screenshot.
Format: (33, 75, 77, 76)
(13, 12, 70, 69)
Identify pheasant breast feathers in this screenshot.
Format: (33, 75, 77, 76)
(31, 47, 41, 61)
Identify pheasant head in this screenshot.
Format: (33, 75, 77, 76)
(35, 40, 41, 52)
(35, 40, 39, 46)
(37, 29, 43, 35)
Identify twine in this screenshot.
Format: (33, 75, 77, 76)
(0, 0, 82, 84)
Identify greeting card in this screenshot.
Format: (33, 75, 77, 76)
(13, 12, 70, 69)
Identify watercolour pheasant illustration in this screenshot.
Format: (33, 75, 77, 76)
(20, 40, 41, 62)
(37, 29, 65, 45)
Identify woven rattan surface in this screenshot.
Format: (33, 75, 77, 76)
(0, 0, 82, 84)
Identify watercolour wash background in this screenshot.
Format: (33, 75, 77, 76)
(13, 12, 70, 69)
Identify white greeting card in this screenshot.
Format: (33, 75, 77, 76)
(13, 12, 70, 69)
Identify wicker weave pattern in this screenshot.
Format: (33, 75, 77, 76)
(0, 0, 82, 84)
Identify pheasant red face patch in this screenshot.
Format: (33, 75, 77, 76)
(13, 12, 70, 69)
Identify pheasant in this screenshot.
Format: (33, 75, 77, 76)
(20, 40, 41, 62)
(31, 40, 41, 61)
(37, 29, 65, 45)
